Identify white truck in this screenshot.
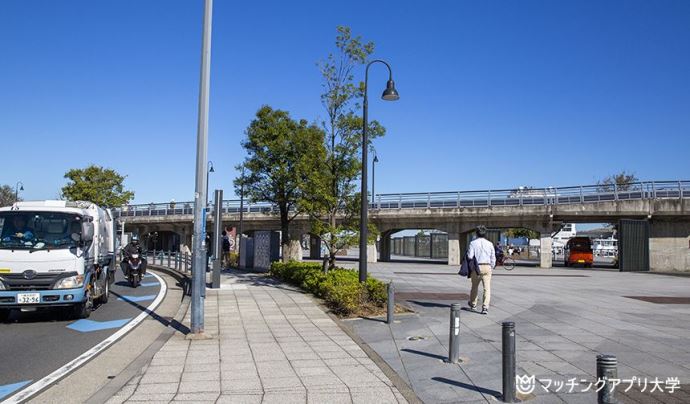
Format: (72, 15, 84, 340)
(0, 200, 115, 320)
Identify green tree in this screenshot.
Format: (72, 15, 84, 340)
(235, 106, 327, 262)
(597, 171, 639, 192)
(0, 184, 22, 207)
(505, 228, 539, 240)
(308, 26, 386, 271)
(61, 165, 134, 208)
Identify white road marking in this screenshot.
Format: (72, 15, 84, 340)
(3, 272, 167, 404)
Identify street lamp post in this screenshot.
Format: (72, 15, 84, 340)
(372, 154, 378, 207)
(359, 59, 399, 283)
(15, 181, 24, 202)
(238, 165, 245, 267)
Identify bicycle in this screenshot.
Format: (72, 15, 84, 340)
(498, 255, 516, 271)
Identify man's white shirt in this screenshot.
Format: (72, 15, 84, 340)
(467, 237, 496, 269)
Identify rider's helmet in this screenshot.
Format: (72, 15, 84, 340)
(131, 234, 140, 244)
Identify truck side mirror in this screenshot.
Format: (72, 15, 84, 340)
(81, 222, 94, 242)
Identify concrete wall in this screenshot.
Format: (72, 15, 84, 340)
(649, 220, 690, 272)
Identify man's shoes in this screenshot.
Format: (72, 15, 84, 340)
(467, 301, 477, 311)
(481, 307, 488, 315)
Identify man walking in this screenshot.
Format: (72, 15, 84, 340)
(467, 226, 496, 315)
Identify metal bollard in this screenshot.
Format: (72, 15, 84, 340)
(447, 303, 461, 363)
(387, 282, 395, 324)
(597, 354, 618, 404)
(185, 253, 189, 272)
(167, 251, 171, 267)
(152, 249, 156, 264)
(502, 322, 516, 403)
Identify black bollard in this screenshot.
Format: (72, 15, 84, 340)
(502, 321, 516, 403)
(387, 282, 395, 324)
(447, 303, 461, 363)
(597, 354, 618, 404)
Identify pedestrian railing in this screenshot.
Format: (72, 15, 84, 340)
(144, 250, 194, 274)
(114, 180, 690, 218)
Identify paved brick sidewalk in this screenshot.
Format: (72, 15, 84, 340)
(106, 271, 407, 404)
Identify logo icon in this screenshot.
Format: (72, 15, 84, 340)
(23, 270, 37, 280)
(516, 374, 536, 395)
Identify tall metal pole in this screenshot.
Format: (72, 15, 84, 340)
(359, 60, 397, 283)
(212, 189, 222, 288)
(359, 67, 370, 283)
(371, 155, 376, 205)
(238, 166, 245, 267)
(191, 0, 213, 335)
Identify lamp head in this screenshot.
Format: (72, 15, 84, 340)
(373, 155, 379, 163)
(20, 185, 24, 191)
(381, 79, 400, 101)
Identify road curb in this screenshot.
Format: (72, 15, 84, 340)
(85, 268, 190, 404)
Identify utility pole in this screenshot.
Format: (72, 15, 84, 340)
(191, 0, 213, 335)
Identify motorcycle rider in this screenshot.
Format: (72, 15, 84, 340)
(121, 235, 147, 276)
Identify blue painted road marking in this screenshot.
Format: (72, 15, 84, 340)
(139, 282, 159, 287)
(67, 318, 132, 333)
(118, 294, 157, 303)
(0, 380, 32, 400)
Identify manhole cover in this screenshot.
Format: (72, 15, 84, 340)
(407, 336, 428, 341)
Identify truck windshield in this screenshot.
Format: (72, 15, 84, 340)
(0, 212, 83, 250)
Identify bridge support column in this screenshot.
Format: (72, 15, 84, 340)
(309, 235, 322, 259)
(379, 231, 393, 262)
(367, 242, 378, 263)
(649, 220, 690, 272)
(448, 233, 461, 266)
(540, 233, 553, 268)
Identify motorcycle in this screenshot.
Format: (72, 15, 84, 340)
(123, 253, 146, 288)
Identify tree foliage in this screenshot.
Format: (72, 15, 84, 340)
(61, 165, 134, 208)
(0, 185, 21, 207)
(235, 106, 327, 260)
(597, 171, 639, 192)
(308, 26, 386, 271)
(505, 228, 539, 240)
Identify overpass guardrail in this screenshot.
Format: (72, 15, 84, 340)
(115, 180, 690, 218)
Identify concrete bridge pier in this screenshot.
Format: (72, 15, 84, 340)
(367, 242, 378, 263)
(379, 230, 394, 262)
(540, 232, 553, 268)
(309, 235, 322, 259)
(650, 219, 690, 271)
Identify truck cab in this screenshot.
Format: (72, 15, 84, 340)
(0, 200, 115, 320)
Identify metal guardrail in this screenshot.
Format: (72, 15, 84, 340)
(144, 250, 194, 274)
(114, 180, 690, 218)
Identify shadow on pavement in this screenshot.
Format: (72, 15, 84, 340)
(110, 290, 190, 335)
(431, 376, 501, 398)
(407, 300, 451, 309)
(401, 348, 447, 361)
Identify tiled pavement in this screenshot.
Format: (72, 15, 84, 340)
(106, 272, 407, 404)
(337, 260, 690, 403)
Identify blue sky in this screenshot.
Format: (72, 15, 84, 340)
(2, 0, 689, 204)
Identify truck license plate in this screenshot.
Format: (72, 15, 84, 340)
(577, 260, 585, 263)
(17, 293, 40, 304)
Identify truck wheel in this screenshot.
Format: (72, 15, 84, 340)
(97, 277, 110, 304)
(0, 309, 11, 322)
(73, 289, 94, 319)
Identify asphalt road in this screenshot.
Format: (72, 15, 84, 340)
(0, 269, 164, 402)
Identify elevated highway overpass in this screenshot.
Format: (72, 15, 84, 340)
(116, 180, 690, 271)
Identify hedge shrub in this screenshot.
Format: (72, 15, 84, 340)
(270, 261, 387, 316)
